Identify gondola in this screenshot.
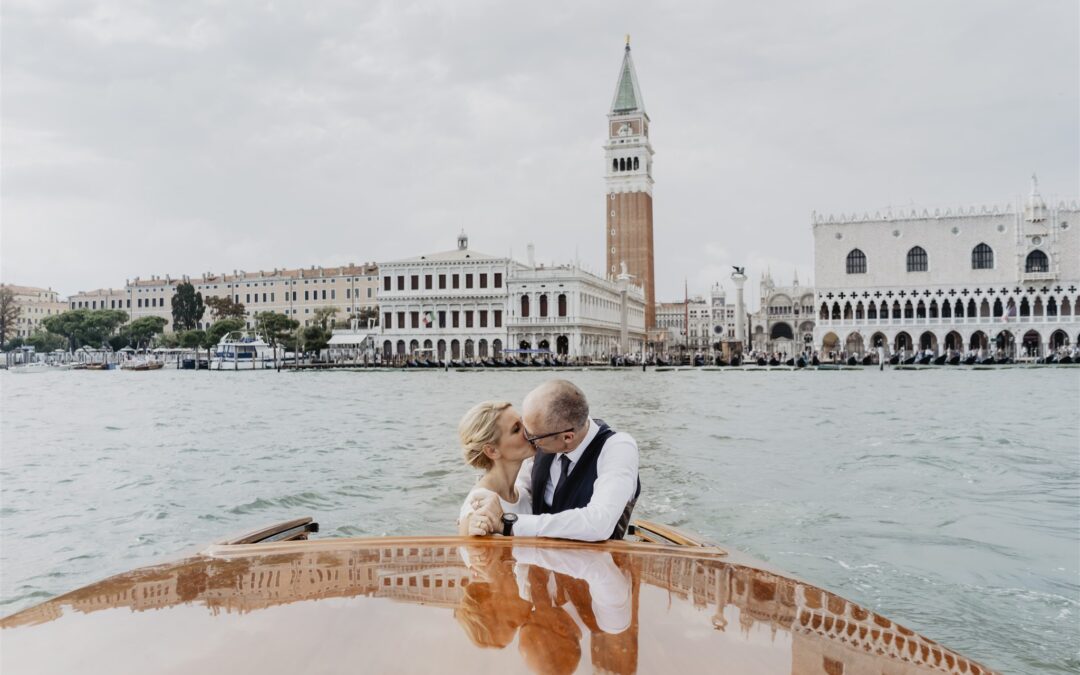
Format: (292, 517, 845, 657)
(948, 355, 961, 365)
(845, 356, 856, 366)
(963, 355, 977, 365)
(977, 356, 996, 365)
(405, 359, 419, 368)
(917, 354, 933, 365)
(811, 355, 820, 366)
(933, 354, 947, 365)
(902, 356, 917, 365)
(1060, 355, 1074, 364)
(756, 357, 767, 366)
(450, 359, 464, 368)
(768, 358, 780, 366)
(693, 355, 705, 367)
(730, 356, 741, 366)
(888, 354, 901, 365)
(714, 356, 728, 366)
(861, 355, 874, 365)
(796, 357, 807, 368)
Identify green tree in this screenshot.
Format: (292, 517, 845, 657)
(4, 337, 26, 351)
(302, 325, 332, 357)
(171, 282, 205, 331)
(156, 332, 181, 348)
(358, 305, 379, 328)
(312, 306, 339, 330)
(107, 334, 129, 352)
(25, 330, 67, 353)
(255, 312, 299, 370)
(178, 330, 206, 349)
(43, 309, 128, 349)
(123, 316, 169, 349)
(205, 295, 246, 321)
(0, 285, 22, 346)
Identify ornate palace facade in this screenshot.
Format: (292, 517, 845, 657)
(813, 177, 1080, 358)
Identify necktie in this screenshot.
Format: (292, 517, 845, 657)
(554, 455, 572, 500)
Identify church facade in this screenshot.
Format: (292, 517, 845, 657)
(605, 40, 656, 328)
(749, 272, 816, 356)
(813, 178, 1080, 358)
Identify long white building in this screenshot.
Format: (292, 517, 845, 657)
(507, 257, 646, 359)
(813, 177, 1080, 358)
(377, 235, 646, 362)
(377, 233, 517, 361)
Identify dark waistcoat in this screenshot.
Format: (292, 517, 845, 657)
(530, 419, 641, 540)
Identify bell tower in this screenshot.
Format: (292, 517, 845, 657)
(605, 36, 656, 328)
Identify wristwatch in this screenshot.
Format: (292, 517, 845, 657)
(501, 513, 518, 537)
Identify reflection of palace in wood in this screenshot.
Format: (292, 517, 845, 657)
(3, 542, 995, 675)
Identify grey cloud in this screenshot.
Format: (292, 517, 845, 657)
(2, 0, 1076, 302)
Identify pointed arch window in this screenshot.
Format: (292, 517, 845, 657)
(633, 157, 639, 170)
(1025, 249, 1048, 273)
(520, 295, 530, 318)
(612, 159, 618, 172)
(906, 246, 928, 272)
(846, 249, 866, 274)
(971, 243, 994, 270)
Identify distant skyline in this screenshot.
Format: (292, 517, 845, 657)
(3, 1, 1077, 309)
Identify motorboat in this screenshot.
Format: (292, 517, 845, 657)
(8, 362, 70, 374)
(212, 332, 276, 370)
(0, 517, 999, 674)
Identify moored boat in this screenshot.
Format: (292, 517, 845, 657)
(0, 517, 1000, 674)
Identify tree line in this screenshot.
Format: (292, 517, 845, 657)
(1, 282, 376, 356)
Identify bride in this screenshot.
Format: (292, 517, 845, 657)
(457, 401, 535, 536)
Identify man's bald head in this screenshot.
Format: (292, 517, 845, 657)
(523, 379, 590, 434)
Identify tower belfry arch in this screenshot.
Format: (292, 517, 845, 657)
(604, 37, 656, 328)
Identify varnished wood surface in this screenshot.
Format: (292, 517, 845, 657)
(1, 535, 998, 675)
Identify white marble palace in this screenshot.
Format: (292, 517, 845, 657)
(377, 235, 646, 361)
(813, 177, 1080, 358)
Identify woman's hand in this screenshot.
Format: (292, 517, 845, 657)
(468, 511, 495, 536)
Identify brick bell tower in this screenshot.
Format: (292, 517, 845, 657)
(605, 37, 656, 328)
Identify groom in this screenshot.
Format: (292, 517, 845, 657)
(478, 379, 641, 541)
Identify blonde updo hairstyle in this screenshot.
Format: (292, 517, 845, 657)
(458, 401, 513, 471)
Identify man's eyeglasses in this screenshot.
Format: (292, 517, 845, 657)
(523, 427, 574, 447)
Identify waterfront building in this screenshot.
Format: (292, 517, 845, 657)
(68, 265, 379, 332)
(655, 301, 691, 350)
(812, 177, 1080, 357)
(377, 233, 519, 361)
(3, 285, 68, 338)
(655, 284, 738, 354)
(605, 39, 657, 328)
(749, 271, 816, 356)
(507, 254, 646, 359)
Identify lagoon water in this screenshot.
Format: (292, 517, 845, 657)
(1, 367, 1077, 673)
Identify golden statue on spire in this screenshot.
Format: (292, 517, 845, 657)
(625, 34, 631, 48)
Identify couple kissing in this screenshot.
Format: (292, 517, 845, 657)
(457, 379, 641, 541)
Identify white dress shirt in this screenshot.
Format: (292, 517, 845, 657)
(512, 546, 632, 634)
(512, 418, 639, 541)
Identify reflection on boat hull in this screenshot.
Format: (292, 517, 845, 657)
(1, 528, 999, 675)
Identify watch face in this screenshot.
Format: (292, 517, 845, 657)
(504, 514, 518, 523)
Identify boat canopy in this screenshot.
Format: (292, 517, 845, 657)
(327, 332, 375, 346)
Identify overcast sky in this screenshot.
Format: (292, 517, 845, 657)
(3, 1, 1077, 307)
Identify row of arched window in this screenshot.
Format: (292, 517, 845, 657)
(612, 157, 640, 172)
(820, 295, 1076, 321)
(845, 245, 1050, 274)
(520, 293, 568, 318)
